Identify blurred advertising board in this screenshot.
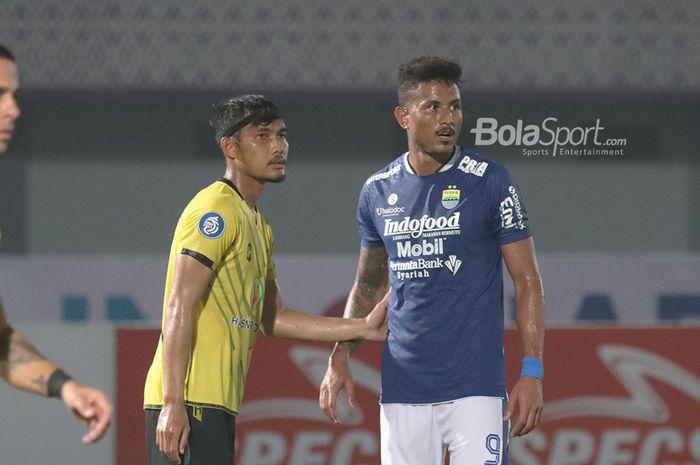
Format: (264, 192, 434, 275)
(117, 327, 700, 465)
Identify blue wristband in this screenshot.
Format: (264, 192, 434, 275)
(520, 357, 544, 380)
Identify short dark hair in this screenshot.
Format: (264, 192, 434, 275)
(397, 56, 462, 105)
(209, 94, 282, 143)
(0, 45, 16, 62)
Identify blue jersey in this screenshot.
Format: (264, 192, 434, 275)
(357, 147, 531, 404)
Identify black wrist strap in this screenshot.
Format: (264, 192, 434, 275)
(47, 368, 72, 398)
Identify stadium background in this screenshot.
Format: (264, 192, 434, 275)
(1, 1, 699, 464)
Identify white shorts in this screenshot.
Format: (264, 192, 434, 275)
(380, 396, 508, 465)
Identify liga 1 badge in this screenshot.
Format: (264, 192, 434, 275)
(198, 212, 225, 239)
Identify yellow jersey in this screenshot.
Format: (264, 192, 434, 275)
(144, 178, 275, 414)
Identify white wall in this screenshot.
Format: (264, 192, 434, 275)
(25, 160, 694, 255)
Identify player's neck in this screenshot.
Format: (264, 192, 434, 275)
(223, 171, 263, 210)
(407, 146, 456, 176)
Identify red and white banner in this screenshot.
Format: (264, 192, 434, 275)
(508, 328, 700, 465)
(117, 327, 700, 465)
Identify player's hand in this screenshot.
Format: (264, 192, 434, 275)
(504, 376, 543, 437)
(363, 289, 391, 342)
(319, 346, 354, 424)
(60, 380, 113, 444)
(156, 402, 190, 464)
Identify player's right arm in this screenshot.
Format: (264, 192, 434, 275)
(0, 299, 56, 393)
(319, 245, 389, 423)
(156, 254, 213, 465)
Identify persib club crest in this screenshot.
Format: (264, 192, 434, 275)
(441, 186, 460, 209)
(198, 212, 225, 239)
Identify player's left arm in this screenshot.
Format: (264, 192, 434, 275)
(0, 299, 112, 443)
(260, 280, 389, 342)
(501, 237, 545, 437)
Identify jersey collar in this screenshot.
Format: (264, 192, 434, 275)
(403, 146, 460, 175)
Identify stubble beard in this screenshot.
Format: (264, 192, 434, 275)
(256, 171, 286, 184)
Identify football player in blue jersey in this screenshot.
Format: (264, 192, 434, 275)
(319, 56, 545, 465)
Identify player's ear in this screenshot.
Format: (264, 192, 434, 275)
(394, 105, 409, 130)
(219, 136, 238, 160)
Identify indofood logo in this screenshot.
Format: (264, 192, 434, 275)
(384, 213, 461, 239)
(470, 117, 627, 158)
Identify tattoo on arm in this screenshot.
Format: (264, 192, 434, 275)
(0, 300, 48, 376)
(8, 333, 47, 369)
(344, 247, 389, 319)
(32, 375, 48, 391)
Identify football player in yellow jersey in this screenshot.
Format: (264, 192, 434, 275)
(143, 94, 389, 465)
(0, 44, 112, 444)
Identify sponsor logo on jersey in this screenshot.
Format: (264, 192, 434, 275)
(388, 193, 398, 205)
(376, 206, 405, 217)
(390, 257, 444, 280)
(500, 186, 526, 230)
(230, 315, 260, 331)
(445, 255, 462, 275)
(389, 254, 462, 280)
(198, 211, 225, 239)
(441, 186, 460, 209)
(384, 212, 460, 239)
(457, 156, 488, 177)
(365, 164, 401, 185)
(390, 258, 444, 271)
(396, 238, 444, 258)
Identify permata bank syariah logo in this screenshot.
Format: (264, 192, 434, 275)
(511, 344, 700, 465)
(470, 117, 627, 158)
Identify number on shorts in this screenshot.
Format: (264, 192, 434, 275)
(484, 433, 500, 465)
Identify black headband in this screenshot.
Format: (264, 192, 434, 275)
(220, 105, 281, 139)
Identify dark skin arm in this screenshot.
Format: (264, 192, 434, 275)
(260, 279, 389, 342)
(501, 237, 545, 437)
(319, 246, 389, 423)
(157, 254, 213, 464)
(0, 299, 112, 443)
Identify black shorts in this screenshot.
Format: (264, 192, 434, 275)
(145, 405, 236, 465)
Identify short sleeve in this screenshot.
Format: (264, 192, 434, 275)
(357, 183, 384, 248)
(176, 198, 237, 269)
(488, 165, 532, 245)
